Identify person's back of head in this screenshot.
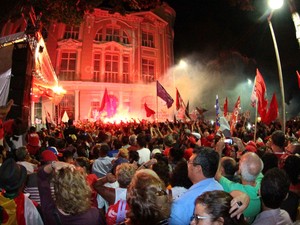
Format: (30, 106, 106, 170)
(163, 134, 174, 148)
(136, 134, 147, 148)
(112, 139, 122, 150)
(0, 158, 27, 195)
(53, 167, 92, 214)
(239, 152, 263, 183)
(29, 126, 36, 133)
(48, 137, 56, 147)
(221, 157, 238, 177)
(169, 144, 184, 162)
(260, 168, 290, 209)
(152, 160, 170, 187)
(121, 135, 129, 146)
(75, 157, 91, 173)
(261, 152, 278, 174)
(116, 163, 136, 188)
(128, 151, 139, 164)
(127, 170, 170, 225)
(63, 150, 74, 163)
(15, 146, 28, 161)
(271, 130, 285, 149)
(99, 143, 110, 157)
(170, 161, 192, 189)
(193, 147, 219, 178)
(129, 134, 137, 145)
(283, 155, 300, 185)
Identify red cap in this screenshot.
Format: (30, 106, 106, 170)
(41, 150, 58, 162)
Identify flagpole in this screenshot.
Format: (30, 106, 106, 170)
(156, 95, 158, 122)
(254, 100, 258, 142)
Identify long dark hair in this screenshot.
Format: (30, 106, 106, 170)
(195, 190, 248, 225)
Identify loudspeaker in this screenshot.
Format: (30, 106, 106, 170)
(6, 42, 33, 123)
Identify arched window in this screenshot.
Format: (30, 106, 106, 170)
(95, 26, 130, 44)
(95, 29, 103, 42)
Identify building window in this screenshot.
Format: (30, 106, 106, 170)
(142, 31, 154, 48)
(95, 29, 103, 42)
(63, 26, 80, 40)
(99, 27, 129, 44)
(105, 54, 119, 83)
(59, 52, 77, 81)
(121, 31, 129, 44)
(142, 58, 155, 83)
(106, 27, 120, 42)
(122, 55, 129, 83)
(93, 53, 101, 82)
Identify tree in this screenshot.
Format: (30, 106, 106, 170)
(1, 0, 162, 29)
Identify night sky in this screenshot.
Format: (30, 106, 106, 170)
(165, 0, 300, 119)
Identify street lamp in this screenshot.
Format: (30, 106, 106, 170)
(268, 0, 286, 132)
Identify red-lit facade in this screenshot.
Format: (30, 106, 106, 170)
(46, 3, 175, 122)
(1, 3, 175, 124)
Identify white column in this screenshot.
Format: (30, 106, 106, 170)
(75, 90, 80, 121)
(31, 101, 35, 126)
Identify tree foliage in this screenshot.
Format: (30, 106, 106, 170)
(1, 0, 162, 28)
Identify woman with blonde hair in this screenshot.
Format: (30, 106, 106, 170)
(125, 169, 171, 225)
(38, 161, 105, 225)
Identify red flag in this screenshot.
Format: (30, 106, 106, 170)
(264, 93, 278, 125)
(185, 100, 191, 120)
(157, 81, 174, 108)
(223, 97, 228, 117)
(297, 70, 300, 89)
(251, 69, 268, 121)
(230, 96, 240, 132)
(144, 103, 155, 117)
(99, 88, 109, 111)
(176, 88, 183, 110)
(176, 88, 188, 119)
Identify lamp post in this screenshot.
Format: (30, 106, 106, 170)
(268, 0, 286, 132)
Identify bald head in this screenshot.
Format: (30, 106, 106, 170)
(239, 152, 263, 182)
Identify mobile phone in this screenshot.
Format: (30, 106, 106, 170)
(224, 138, 233, 145)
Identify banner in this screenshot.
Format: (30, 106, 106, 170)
(157, 81, 174, 108)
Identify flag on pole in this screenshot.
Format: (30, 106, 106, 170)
(144, 103, 155, 117)
(157, 81, 174, 108)
(176, 88, 189, 119)
(215, 95, 220, 130)
(230, 96, 240, 132)
(223, 97, 228, 117)
(185, 100, 191, 120)
(297, 70, 300, 89)
(99, 88, 109, 111)
(264, 93, 278, 125)
(176, 88, 184, 111)
(196, 107, 208, 115)
(251, 69, 268, 120)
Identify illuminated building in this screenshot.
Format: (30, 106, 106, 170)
(46, 3, 175, 123)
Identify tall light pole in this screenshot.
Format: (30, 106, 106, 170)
(268, 0, 286, 132)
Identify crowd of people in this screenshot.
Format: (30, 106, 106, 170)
(0, 99, 300, 225)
